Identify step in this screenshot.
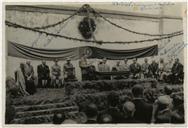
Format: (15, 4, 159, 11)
(13, 111, 78, 124)
(14, 101, 76, 112)
(15, 106, 79, 118)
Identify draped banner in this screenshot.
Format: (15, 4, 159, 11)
(8, 41, 158, 60)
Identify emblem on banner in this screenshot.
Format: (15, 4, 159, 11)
(84, 47, 93, 57)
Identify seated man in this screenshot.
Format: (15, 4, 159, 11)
(171, 58, 184, 84)
(112, 61, 124, 80)
(129, 58, 141, 79)
(37, 60, 50, 88)
(149, 59, 159, 79)
(63, 58, 76, 82)
(98, 58, 111, 80)
(51, 59, 62, 88)
(141, 58, 150, 78)
(163, 58, 174, 83)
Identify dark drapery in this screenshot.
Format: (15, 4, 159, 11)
(8, 41, 158, 60)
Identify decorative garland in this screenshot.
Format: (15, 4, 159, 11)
(7, 4, 183, 37)
(6, 20, 183, 44)
(93, 9, 183, 37)
(31, 10, 79, 30)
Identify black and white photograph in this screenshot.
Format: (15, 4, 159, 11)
(4, 2, 186, 125)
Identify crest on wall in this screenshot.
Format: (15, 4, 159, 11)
(78, 17, 96, 39)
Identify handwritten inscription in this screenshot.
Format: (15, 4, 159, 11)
(112, 2, 175, 10)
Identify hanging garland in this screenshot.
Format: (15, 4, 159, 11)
(6, 20, 183, 44)
(93, 9, 183, 37)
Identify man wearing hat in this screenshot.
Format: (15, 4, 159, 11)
(51, 59, 62, 88)
(63, 58, 76, 82)
(151, 95, 173, 123)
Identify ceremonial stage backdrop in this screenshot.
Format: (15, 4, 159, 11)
(8, 41, 158, 60)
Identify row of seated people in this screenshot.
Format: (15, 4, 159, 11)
(52, 85, 184, 124)
(98, 58, 183, 83)
(80, 54, 183, 84)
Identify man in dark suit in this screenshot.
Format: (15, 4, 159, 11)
(37, 60, 50, 88)
(132, 84, 153, 123)
(149, 60, 159, 79)
(129, 58, 141, 79)
(171, 58, 184, 84)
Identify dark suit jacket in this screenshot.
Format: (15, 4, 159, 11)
(133, 99, 153, 123)
(37, 64, 50, 79)
(172, 62, 183, 75)
(149, 62, 158, 74)
(129, 63, 141, 75)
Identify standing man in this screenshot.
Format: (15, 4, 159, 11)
(37, 60, 50, 88)
(63, 58, 76, 82)
(129, 58, 141, 79)
(51, 59, 62, 88)
(79, 54, 90, 81)
(24, 60, 36, 95)
(141, 58, 150, 78)
(163, 58, 174, 82)
(102, 58, 110, 72)
(122, 58, 129, 72)
(98, 58, 111, 80)
(112, 61, 124, 79)
(121, 58, 130, 78)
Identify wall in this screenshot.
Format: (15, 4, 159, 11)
(5, 3, 184, 80)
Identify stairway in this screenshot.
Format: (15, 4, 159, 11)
(12, 100, 79, 124)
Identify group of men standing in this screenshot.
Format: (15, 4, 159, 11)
(37, 58, 76, 88)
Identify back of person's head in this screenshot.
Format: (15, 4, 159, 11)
(164, 85, 172, 95)
(123, 101, 135, 118)
(108, 91, 119, 107)
(53, 112, 66, 124)
(63, 119, 77, 124)
(132, 84, 144, 98)
(98, 114, 112, 124)
(85, 103, 98, 118)
(157, 96, 171, 111)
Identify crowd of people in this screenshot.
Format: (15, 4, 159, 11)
(13, 54, 183, 96)
(52, 85, 184, 124)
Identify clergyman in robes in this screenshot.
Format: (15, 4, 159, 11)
(24, 61, 36, 95)
(15, 63, 29, 96)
